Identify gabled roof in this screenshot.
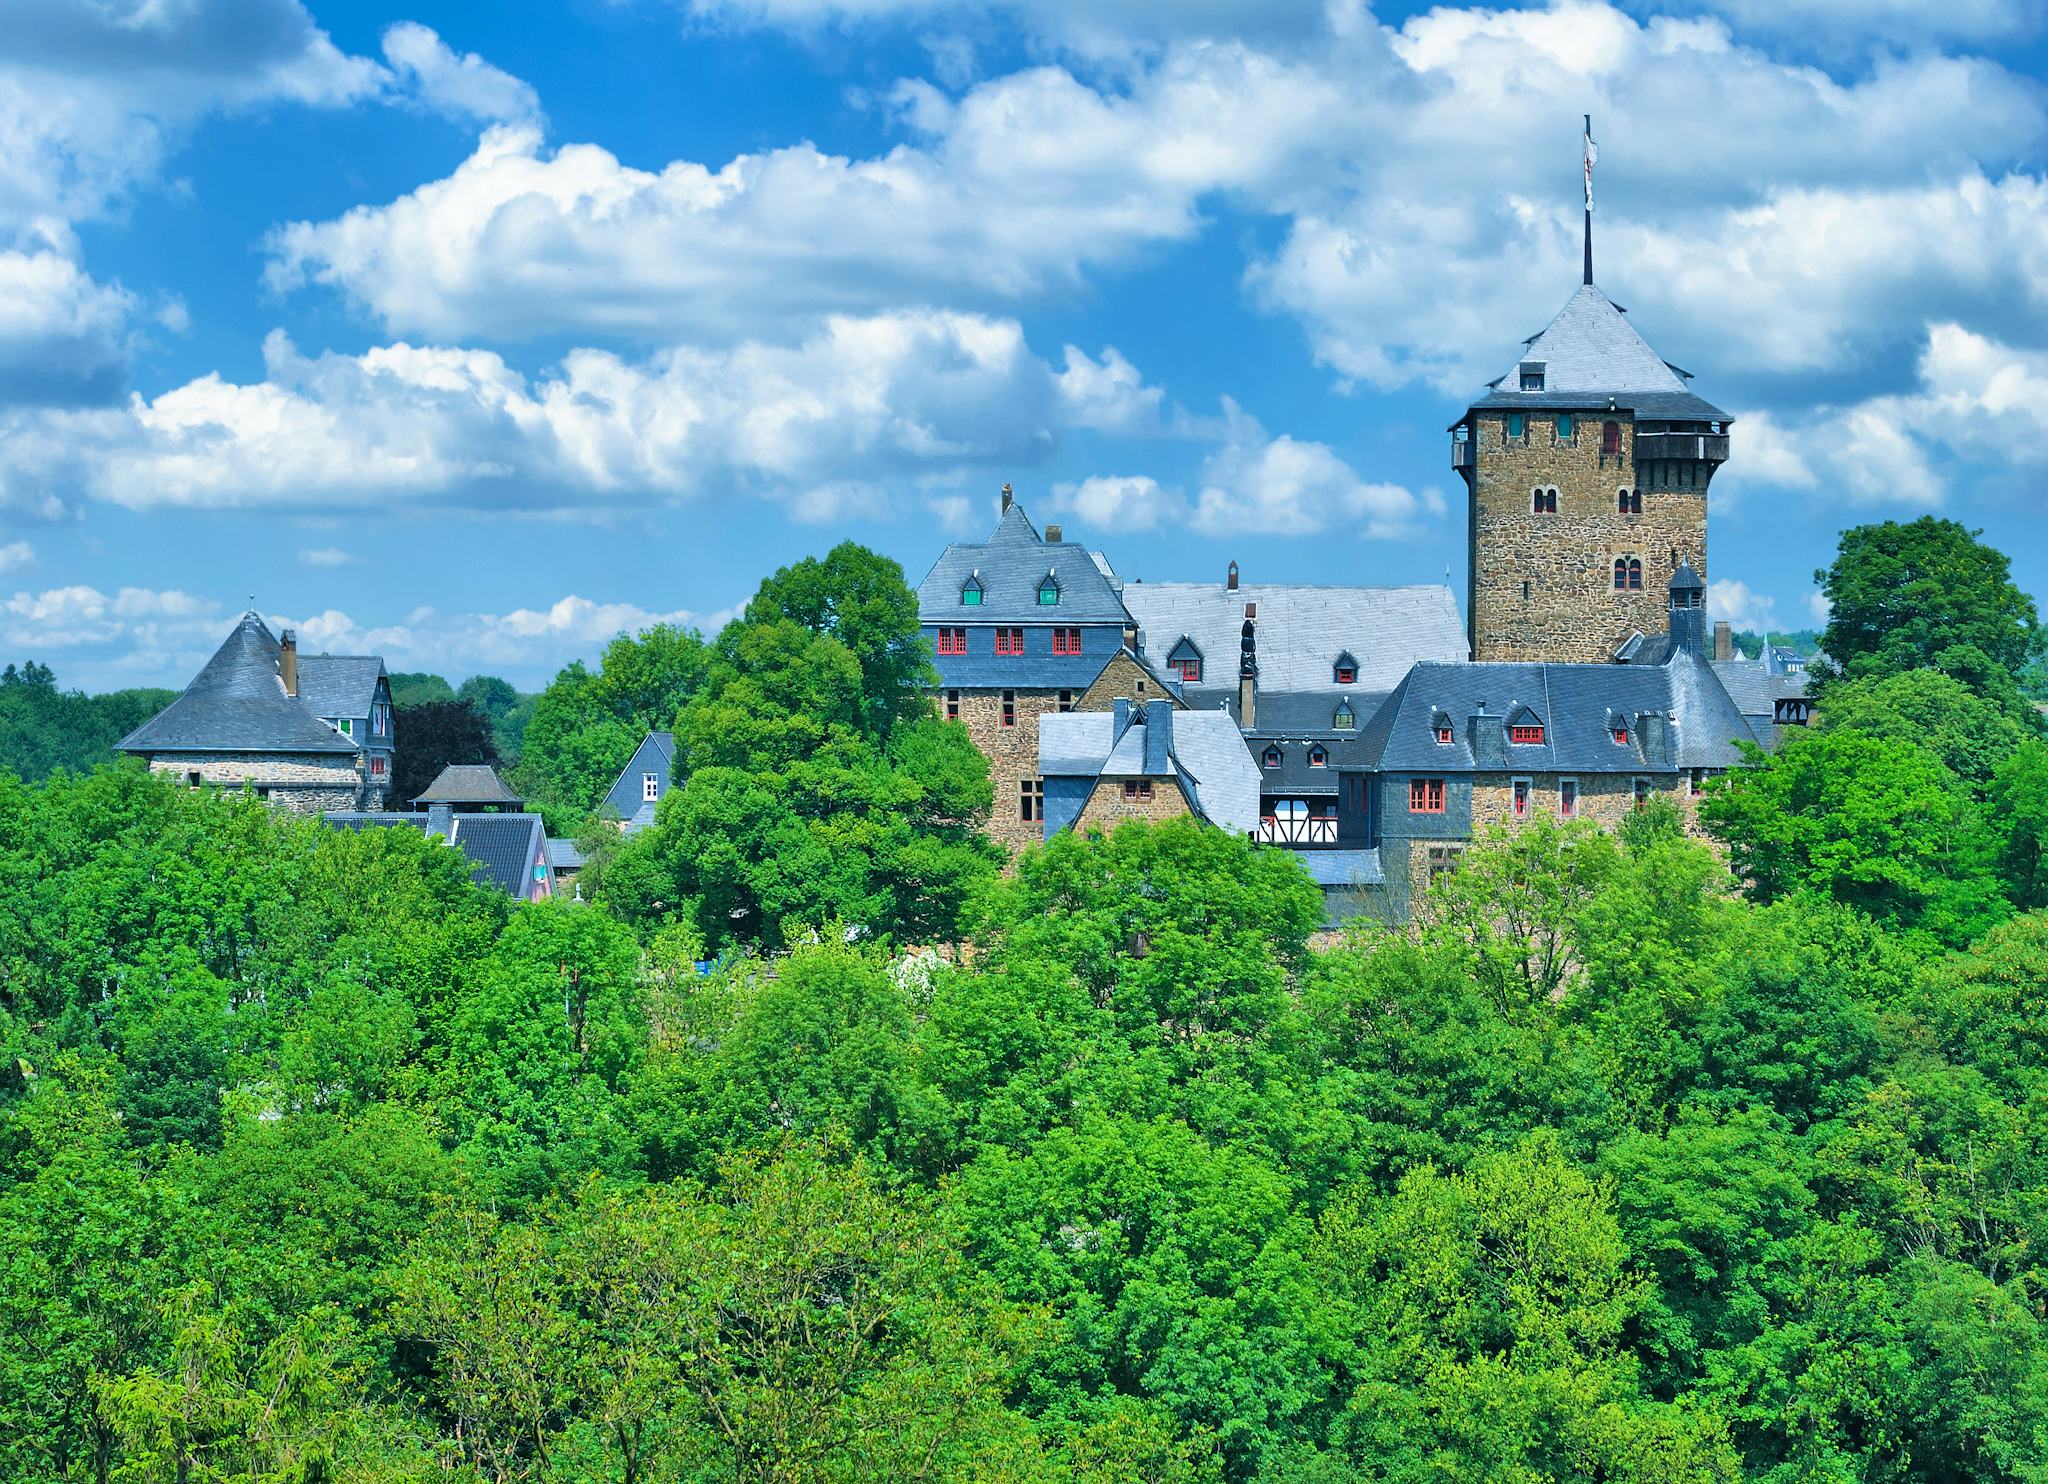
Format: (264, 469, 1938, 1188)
(414, 764, 524, 806)
(295, 654, 386, 722)
(117, 612, 361, 755)
(1464, 283, 1728, 422)
(1038, 707, 1261, 836)
(324, 810, 553, 901)
(1120, 582, 1467, 695)
(916, 502, 1131, 624)
(603, 731, 677, 820)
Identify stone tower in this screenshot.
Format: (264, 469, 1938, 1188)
(1451, 274, 1730, 664)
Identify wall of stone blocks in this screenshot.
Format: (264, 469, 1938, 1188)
(1468, 410, 1711, 663)
(1071, 775, 1195, 834)
(1077, 652, 1184, 711)
(1468, 771, 1688, 833)
(951, 689, 1064, 852)
(146, 753, 365, 815)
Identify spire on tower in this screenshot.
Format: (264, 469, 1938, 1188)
(1582, 115, 1597, 286)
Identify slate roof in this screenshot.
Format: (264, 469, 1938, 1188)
(327, 809, 553, 901)
(931, 646, 1121, 692)
(295, 655, 385, 722)
(117, 612, 361, 756)
(1464, 283, 1728, 422)
(1038, 705, 1262, 836)
(1120, 582, 1467, 694)
(916, 502, 1131, 624)
(414, 765, 525, 806)
(1299, 849, 1385, 888)
(603, 731, 676, 821)
(1359, 649, 1759, 773)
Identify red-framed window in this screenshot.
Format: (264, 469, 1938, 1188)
(1052, 626, 1083, 656)
(1307, 745, 1328, 768)
(1633, 777, 1653, 809)
(994, 626, 1025, 656)
(1410, 778, 1446, 814)
(1612, 725, 1629, 746)
(1512, 778, 1531, 818)
(1614, 557, 1643, 591)
(1510, 724, 1545, 745)
(1560, 778, 1579, 818)
(1122, 779, 1154, 801)
(1262, 745, 1281, 769)
(1435, 725, 1455, 745)
(1335, 663, 1356, 684)
(1602, 420, 1622, 457)
(1001, 690, 1016, 728)
(936, 626, 967, 656)
(1173, 657, 1201, 682)
(370, 756, 387, 777)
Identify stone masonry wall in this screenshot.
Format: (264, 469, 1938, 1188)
(951, 689, 1065, 852)
(1469, 411, 1710, 663)
(1077, 652, 1184, 711)
(146, 752, 365, 815)
(1071, 775, 1194, 833)
(1468, 771, 1686, 833)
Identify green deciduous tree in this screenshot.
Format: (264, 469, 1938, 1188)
(1815, 516, 2042, 697)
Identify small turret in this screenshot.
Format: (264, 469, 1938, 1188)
(1669, 559, 1706, 656)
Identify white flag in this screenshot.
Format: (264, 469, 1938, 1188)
(1583, 127, 1598, 211)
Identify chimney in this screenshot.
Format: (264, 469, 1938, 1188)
(1635, 711, 1670, 768)
(1713, 621, 1733, 662)
(1000, 482, 1013, 514)
(1237, 605, 1258, 730)
(1467, 700, 1506, 767)
(1122, 622, 1139, 653)
(1112, 697, 1134, 742)
(426, 802, 454, 837)
(279, 629, 298, 697)
(1143, 698, 1173, 774)
(1227, 559, 1239, 592)
(1045, 523, 1063, 544)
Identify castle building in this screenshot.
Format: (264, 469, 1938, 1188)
(1450, 268, 1729, 664)
(118, 611, 395, 813)
(916, 490, 1184, 850)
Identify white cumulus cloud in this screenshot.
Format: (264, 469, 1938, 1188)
(380, 22, 542, 129)
(1191, 400, 1437, 538)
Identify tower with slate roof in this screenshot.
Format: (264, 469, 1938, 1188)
(1450, 186, 1730, 663)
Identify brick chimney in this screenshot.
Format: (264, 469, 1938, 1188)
(1045, 523, 1062, 543)
(279, 629, 298, 697)
(1227, 559, 1239, 592)
(1713, 621, 1733, 662)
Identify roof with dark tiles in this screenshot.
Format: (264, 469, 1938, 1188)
(1463, 283, 1729, 422)
(117, 612, 364, 755)
(413, 765, 525, 806)
(916, 501, 1131, 625)
(295, 654, 386, 722)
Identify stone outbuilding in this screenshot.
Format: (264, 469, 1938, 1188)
(117, 611, 394, 813)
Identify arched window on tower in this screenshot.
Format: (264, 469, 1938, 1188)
(1614, 557, 1644, 592)
(1618, 488, 1642, 515)
(1602, 420, 1622, 457)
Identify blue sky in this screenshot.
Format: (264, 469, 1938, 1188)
(2, 0, 2045, 690)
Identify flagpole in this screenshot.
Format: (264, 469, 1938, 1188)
(1583, 113, 1594, 286)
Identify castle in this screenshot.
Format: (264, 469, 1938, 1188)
(919, 204, 1799, 922)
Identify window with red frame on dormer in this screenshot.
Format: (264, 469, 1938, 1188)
(1510, 724, 1544, 745)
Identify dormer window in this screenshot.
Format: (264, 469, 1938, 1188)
(1333, 652, 1358, 685)
(1519, 361, 1545, 392)
(1435, 724, 1455, 745)
(1262, 745, 1282, 769)
(1333, 700, 1356, 730)
(1168, 637, 1203, 684)
(1307, 745, 1328, 768)
(1037, 572, 1060, 606)
(961, 574, 984, 606)
(1510, 724, 1545, 746)
(1613, 725, 1630, 746)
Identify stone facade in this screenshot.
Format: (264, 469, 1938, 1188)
(951, 689, 1068, 851)
(1071, 774, 1194, 833)
(1077, 652, 1183, 711)
(1468, 771, 1686, 833)
(145, 751, 372, 815)
(1467, 411, 1710, 663)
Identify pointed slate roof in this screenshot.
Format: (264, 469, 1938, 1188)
(413, 765, 524, 807)
(117, 612, 360, 755)
(1465, 283, 1728, 422)
(295, 654, 386, 721)
(915, 501, 1130, 624)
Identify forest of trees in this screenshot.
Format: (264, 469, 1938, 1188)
(1, 516, 2046, 1481)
